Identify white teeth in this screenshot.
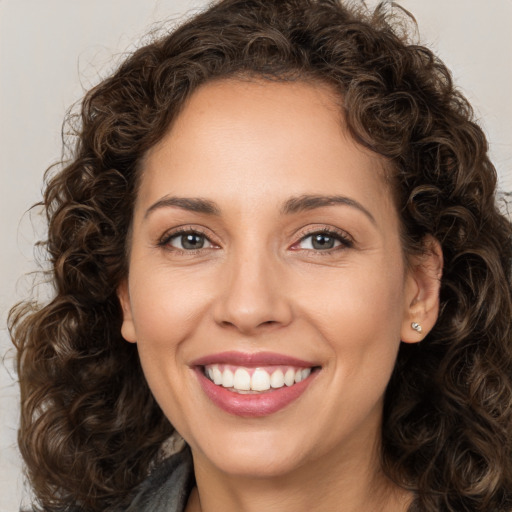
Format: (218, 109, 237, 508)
(205, 364, 313, 392)
(233, 368, 251, 390)
(284, 368, 295, 386)
(251, 368, 271, 391)
(221, 368, 234, 388)
(270, 369, 285, 388)
(212, 366, 223, 385)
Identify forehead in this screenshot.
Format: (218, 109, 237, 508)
(136, 79, 394, 219)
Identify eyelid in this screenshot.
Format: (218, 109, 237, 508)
(157, 225, 220, 251)
(156, 224, 353, 254)
(290, 225, 354, 251)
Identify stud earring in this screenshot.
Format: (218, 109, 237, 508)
(411, 322, 422, 333)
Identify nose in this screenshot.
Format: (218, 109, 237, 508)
(213, 248, 293, 335)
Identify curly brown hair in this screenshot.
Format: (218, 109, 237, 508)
(9, 0, 512, 510)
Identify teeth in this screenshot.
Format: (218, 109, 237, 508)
(221, 368, 234, 388)
(251, 369, 271, 391)
(233, 368, 251, 390)
(205, 364, 313, 392)
(294, 368, 312, 383)
(284, 368, 295, 386)
(270, 369, 284, 389)
(212, 366, 223, 385)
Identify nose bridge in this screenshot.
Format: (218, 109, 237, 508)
(214, 237, 292, 334)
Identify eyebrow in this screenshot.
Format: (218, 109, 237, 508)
(281, 194, 376, 225)
(144, 196, 221, 218)
(144, 193, 376, 224)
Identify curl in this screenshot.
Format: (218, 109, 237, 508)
(9, 1, 512, 510)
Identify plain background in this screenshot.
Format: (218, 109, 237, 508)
(1, 1, 511, 510)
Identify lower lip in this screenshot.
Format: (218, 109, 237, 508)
(195, 368, 317, 417)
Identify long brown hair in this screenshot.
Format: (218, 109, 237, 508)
(9, 1, 512, 510)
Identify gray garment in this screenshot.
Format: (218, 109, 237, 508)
(125, 447, 195, 512)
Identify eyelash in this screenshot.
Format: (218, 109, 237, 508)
(157, 227, 215, 254)
(157, 225, 354, 255)
(292, 226, 354, 254)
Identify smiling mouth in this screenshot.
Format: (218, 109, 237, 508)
(203, 364, 318, 393)
(194, 353, 321, 416)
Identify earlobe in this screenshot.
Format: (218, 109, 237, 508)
(117, 279, 137, 343)
(401, 236, 443, 343)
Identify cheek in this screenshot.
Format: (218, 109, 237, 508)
(129, 265, 213, 338)
(297, 258, 405, 339)
(125, 268, 213, 396)
(295, 259, 406, 389)
(126, 269, 215, 432)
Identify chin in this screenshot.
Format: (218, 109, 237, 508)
(187, 425, 314, 479)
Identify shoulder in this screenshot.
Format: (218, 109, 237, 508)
(124, 446, 194, 512)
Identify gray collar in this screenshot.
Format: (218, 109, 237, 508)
(125, 447, 194, 512)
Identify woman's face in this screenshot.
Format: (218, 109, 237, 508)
(119, 79, 433, 480)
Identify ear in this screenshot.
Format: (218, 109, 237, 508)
(401, 236, 443, 343)
(117, 279, 137, 343)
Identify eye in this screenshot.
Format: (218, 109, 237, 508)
(161, 230, 215, 251)
(293, 229, 353, 251)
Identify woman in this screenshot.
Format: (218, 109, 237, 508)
(9, 0, 512, 511)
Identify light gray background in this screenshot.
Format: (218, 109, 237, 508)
(1, 1, 511, 510)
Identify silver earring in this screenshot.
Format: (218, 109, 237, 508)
(411, 322, 422, 333)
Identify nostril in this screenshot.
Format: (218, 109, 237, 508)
(218, 319, 278, 332)
(258, 320, 279, 328)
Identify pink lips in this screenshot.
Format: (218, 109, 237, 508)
(191, 351, 319, 417)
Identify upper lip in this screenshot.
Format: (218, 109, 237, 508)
(191, 351, 319, 368)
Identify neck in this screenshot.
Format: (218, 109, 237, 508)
(186, 433, 411, 512)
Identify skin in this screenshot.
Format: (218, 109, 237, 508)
(118, 79, 442, 512)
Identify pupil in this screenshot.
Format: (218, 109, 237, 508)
(312, 234, 334, 250)
(182, 234, 204, 250)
